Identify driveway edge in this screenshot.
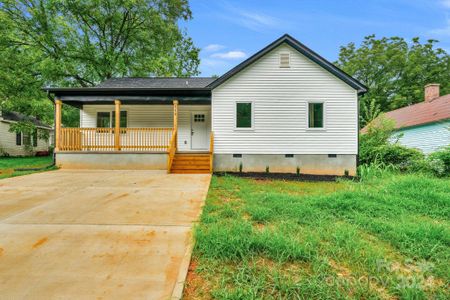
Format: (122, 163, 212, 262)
(170, 236, 194, 300)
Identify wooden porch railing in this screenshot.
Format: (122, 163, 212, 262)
(167, 129, 177, 172)
(209, 131, 214, 173)
(59, 127, 173, 152)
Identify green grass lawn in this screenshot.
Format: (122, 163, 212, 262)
(185, 173, 450, 299)
(0, 156, 55, 179)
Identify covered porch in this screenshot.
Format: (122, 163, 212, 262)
(48, 83, 213, 173)
(55, 99, 180, 153)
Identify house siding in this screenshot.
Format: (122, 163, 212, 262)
(211, 43, 358, 155)
(394, 121, 449, 154)
(0, 122, 50, 156)
(80, 104, 211, 152)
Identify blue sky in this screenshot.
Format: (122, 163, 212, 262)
(182, 0, 450, 76)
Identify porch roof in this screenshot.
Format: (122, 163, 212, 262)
(44, 87, 211, 108)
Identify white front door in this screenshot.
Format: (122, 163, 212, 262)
(191, 111, 208, 150)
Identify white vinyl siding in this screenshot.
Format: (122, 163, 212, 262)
(0, 122, 50, 156)
(80, 104, 211, 152)
(212, 43, 358, 155)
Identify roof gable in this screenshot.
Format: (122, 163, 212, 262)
(208, 34, 367, 93)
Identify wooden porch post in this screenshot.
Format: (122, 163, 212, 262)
(114, 100, 121, 151)
(173, 99, 178, 147)
(55, 99, 62, 151)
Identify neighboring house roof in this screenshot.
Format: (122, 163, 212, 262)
(0, 111, 53, 130)
(362, 94, 450, 132)
(207, 34, 368, 94)
(96, 77, 215, 89)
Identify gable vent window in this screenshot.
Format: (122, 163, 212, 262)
(279, 53, 290, 68)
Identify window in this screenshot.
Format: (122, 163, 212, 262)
(194, 114, 205, 122)
(111, 111, 128, 128)
(33, 129, 38, 147)
(16, 132, 22, 146)
(236, 102, 252, 128)
(308, 102, 324, 128)
(280, 53, 290, 68)
(97, 112, 111, 128)
(23, 133, 31, 146)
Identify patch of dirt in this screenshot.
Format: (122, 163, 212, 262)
(215, 172, 354, 182)
(254, 223, 265, 231)
(183, 259, 212, 300)
(328, 259, 397, 300)
(328, 259, 352, 278)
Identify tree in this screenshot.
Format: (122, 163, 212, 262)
(336, 35, 450, 126)
(0, 0, 200, 130)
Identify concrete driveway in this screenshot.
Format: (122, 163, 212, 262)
(0, 170, 211, 299)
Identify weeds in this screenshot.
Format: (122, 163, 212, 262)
(187, 174, 450, 299)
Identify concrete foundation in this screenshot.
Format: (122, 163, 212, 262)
(56, 152, 167, 170)
(214, 154, 357, 176)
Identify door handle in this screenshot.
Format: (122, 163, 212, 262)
(191, 129, 194, 136)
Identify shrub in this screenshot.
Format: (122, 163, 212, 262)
(427, 147, 450, 177)
(360, 114, 425, 172)
(376, 144, 424, 171)
(0, 147, 9, 157)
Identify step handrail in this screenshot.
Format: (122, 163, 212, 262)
(209, 131, 214, 173)
(167, 129, 177, 173)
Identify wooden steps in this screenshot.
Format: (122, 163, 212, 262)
(170, 153, 211, 174)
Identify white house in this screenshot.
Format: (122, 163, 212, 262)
(0, 111, 53, 156)
(45, 34, 367, 175)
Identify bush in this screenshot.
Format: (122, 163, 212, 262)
(427, 147, 450, 177)
(360, 115, 425, 171)
(361, 116, 449, 177)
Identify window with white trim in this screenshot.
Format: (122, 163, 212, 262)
(236, 102, 252, 128)
(308, 102, 324, 128)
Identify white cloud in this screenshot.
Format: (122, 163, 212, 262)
(236, 11, 280, 31)
(211, 51, 247, 59)
(218, 3, 284, 32)
(203, 44, 225, 52)
(430, 18, 450, 36)
(440, 0, 450, 8)
(202, 58, 229, 67)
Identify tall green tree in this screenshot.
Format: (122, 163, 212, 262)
(0, 0, 200, 128)
(336, 35, 450, 126)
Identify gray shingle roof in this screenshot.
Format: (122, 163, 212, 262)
(1, 111, 52, 129)
(96, 77, 216, 89)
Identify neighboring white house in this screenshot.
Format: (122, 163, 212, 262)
(45, 34, 367, 175)
(363, 84, 449, 154)
(0, 111, 53, 156)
